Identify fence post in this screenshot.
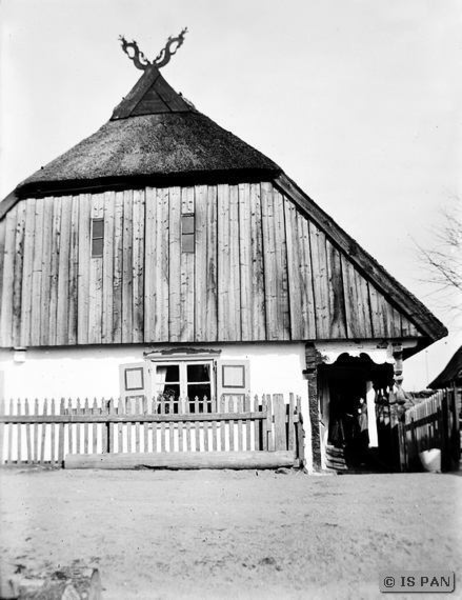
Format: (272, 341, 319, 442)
(441, 394, 449, 472)
(449, 387, 460, 469)
(273, 394, 286, 451)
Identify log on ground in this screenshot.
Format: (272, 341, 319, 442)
(65, 451, 296, 470)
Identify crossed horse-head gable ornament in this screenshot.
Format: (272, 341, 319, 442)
(119, 28, 188, 71)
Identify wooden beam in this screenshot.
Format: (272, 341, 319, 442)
(65, 450, 296, 470)
(304, 343, 323, 471)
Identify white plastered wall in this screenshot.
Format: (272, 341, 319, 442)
(0, 342, 314, 469)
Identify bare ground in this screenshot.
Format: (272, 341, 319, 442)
(0, 468, 461, 600)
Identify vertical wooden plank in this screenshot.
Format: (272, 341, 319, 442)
(168, 419, 175, 452)
(67, 399, 73, 455)
(122, 190, 134, 343)
(206, 186, 218, 341)
(83, 399, 89, 454)
(48, 197, 62, 345)
(203, 418, 209, 452)
(102, 191, 115, 343)
(169, 186, 181, 341)
(261, 183, 280, 340)
(12, 202, 26, 346)
(195, 415, 201, 451)
(77, 194, 91, 344)
(309, 221, 329, 339)
(117, 398, 124, 453)
(92, 398, 99, 453)
(288, 394, 295, 452)
(186, 421, 192, 451)
(254, 395, 261, 451)
(16, 400, 22, 463)
(273, 189, 290, 339)
(273, 394, 286, 451)
(237, 396, 243, 451)
(261, 395, 268, 451)
(67, 196, 80, 344)
(180, 186, 195, 342)
(354, 269, 373, 337)
(0, 207, 18, 346)
(368, 282, 387, 338)
(145, 187, 170, 342)
(49, 398, 56, 465)
(228, 397, 235, 451)
(298, 214, 317, 339)
(112, 192, 124, 343)
(217, 184, 241, 340)
(76, 399, 81, 455)
(195, 185, 212, 341)
(58, 398, 65, 464)
(178, 421, 184, 452)
(211, 419, 218, 451)
(34, 399, 39, 463)
(0, 220, 6, 345)
(89, 195, 104, 344)
(24, 399, 31, 463)
(326, 240, 347, 338)
(144, 187, 157, 340)
(160, 422, 166, 452)
(39, 198, 54, 345)
(56, 196, 72, 344)
(132, 189, 145, 342)
(296, 396, 305, 465)
(244, 395, 251, 451)
(8, 399, 14, 463)
(284, 199, 303, 339)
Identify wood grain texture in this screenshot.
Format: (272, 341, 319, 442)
(0, 181, 426, 347)
(122, 190, 134, 343)
(12, 201, 26, 346)
(102, 191, 115, 343)
(180, 187, 195, 342)
(168, 186, 181, 342)
(77, 194, 91, 344)
(48, 197, 62, 345)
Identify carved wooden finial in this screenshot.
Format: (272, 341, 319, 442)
(119, 28, 188, 71)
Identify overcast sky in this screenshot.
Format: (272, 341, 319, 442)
(1, 0, 461, 388)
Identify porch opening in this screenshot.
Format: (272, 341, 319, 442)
(319, 353, 394, 473)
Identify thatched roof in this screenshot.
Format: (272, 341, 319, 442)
(13, 66, 280, 199)
(428, 346, 462, 388)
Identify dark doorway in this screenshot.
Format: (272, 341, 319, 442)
(319, 353, 393, 472)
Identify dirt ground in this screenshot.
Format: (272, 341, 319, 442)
(0, 468, 461, 600)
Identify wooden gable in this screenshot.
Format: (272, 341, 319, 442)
(0, 179, 444, 348)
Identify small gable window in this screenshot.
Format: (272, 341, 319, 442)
(91, 218, 104, 257)
(181, 214, 195, 253)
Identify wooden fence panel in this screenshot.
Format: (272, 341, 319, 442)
(0, 394, 304, 467)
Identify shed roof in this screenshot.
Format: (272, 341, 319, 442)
(428, 346, 462, 388)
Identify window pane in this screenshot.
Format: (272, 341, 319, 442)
(181, 214, 195, 234)
(92, 219, 104, 238)
(125, 367, 144, 391)
(92, 237, 103, 257)
(161, 384, 180, 400)
(222, 365, 245, 388)
(187, 383, 211, 400)
(187, 364, 211, 383)
(164, 365, 180, 382)
(182, 233, 194, 253)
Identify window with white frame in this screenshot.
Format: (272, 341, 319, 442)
(152, 360, 213, 412)
(119, 358, 250, 414)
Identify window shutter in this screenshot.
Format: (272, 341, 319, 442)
(119, 362, 151, 412)
(216, 360, 250, 407)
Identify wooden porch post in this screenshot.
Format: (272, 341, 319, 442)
(304, 343, 323, 471)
